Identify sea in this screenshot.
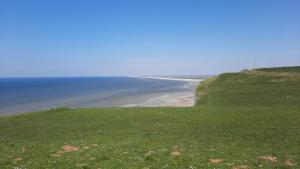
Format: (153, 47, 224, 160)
(0, 77, 201, 115)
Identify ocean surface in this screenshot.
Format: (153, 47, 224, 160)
(0, 77, 199, 115)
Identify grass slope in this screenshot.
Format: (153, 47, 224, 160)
(0, 67, 299, 169)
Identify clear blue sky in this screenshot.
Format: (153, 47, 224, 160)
(0, 0, 299, 77)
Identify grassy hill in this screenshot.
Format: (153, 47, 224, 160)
(0, 67, 299, 169)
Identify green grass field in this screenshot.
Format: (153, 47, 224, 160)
(0, 67, 299, 169)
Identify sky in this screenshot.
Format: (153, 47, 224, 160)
(0, 0, 299, 77)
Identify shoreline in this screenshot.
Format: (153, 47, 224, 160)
(125, 76, 204, 107)
(0, 77, 204, 115)
(129, 76, 205, 82)
(121, 91, 196, 107)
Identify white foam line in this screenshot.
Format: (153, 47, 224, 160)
(129, 76, 205, 82)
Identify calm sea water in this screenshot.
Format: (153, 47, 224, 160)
(0, 77, 194, 115)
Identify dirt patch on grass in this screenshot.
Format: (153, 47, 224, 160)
(258, 155, 277, 162)
(285, 159, 294, 166)
(51, 144, 99, 157)
(62, 145, 80, 152)
(209, 159, 223, 164)
(171, 151, 181, 156)
(14, 157, 23, 161)
(51, 145, 80, 157)
(232, 165, 248, 169)
(90, 144, 99, 148)
(170, 146, 182, 156)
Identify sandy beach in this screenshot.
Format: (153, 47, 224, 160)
(123, 77, 204, 107)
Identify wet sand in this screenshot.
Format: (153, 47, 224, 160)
(123, 77, 204, 107)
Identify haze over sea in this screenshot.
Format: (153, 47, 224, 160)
(0, 77, 201, 115)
